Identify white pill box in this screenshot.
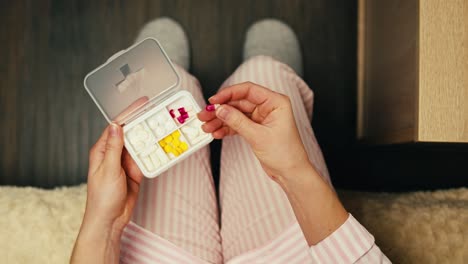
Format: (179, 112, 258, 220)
(84, 38, 213, 178)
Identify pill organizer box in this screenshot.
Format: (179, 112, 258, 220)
(84, 38, 213, 178)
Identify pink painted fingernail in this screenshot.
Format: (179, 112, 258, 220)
(206, 104, 219, 112)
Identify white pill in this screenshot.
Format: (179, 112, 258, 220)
(149, 152, 161, 167)
(147, 118, 158, 129)
(155, 127, 165, 137)
(165, 122, 175, 130)
(133, 124, 144, 131)
(128, 137, 138, 146)
(142, 156, 154, 171)
(135, 130, 149, 139)
(135, 129, 146, 136)
(129, 130, 141, 140)
(182, 126, 198, 138)
(133, 140, 145, 151)
(190, 136, 203, 145)
(156, 148, 169, 163)
(126, 132, 137, 141)
(127, 131, 137, 139)
(156, 114, 166, 124)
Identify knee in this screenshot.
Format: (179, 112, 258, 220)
(240, 55, 284, 72)
(228, 55, 293, 92)
(175, 65, 205, 105)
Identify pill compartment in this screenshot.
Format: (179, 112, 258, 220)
(119, 90, 211, 177)
(145, 110, 177, 140)
(166, 97, 198, 126)
(180, 118, 210, 145)
(138, 145, 170, 173)
(158, 129, 191, 160)
(125, 122, 156, 154)
(84, 38, 213, 178)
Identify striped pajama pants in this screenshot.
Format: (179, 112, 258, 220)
(120, 56, 389, 264)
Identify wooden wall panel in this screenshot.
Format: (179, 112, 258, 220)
(419, 0, 468, 142)
(358, 0, 468, 143)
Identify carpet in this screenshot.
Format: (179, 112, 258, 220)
(0, 185, 466, 263)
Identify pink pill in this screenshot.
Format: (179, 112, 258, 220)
(178, 107, 186, 114)
(205, 104, 218, 112)
(182, 113, 189, 119)
(169, 109, 175, 118)
(177, 116, 186, 124)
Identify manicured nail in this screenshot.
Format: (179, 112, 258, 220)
(208, 95, 216, 103)
(216, 106, 228, 120)
(110, 123, 119, 137)
(205, 104, 219, 112)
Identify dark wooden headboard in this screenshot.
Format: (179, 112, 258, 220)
(1, 1, 360, 187)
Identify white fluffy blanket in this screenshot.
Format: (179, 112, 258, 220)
(0, 185, 466, 263)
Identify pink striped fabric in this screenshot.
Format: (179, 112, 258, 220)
(308, 214, 391, 263)
(124, 67, 223, 264)
(120, 56, 390, 263)
(218, 56, 329, 261)
(121, 222, 210, 263)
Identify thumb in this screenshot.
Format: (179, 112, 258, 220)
(103, 123, 124, 171)
(216, 104, 260, 141)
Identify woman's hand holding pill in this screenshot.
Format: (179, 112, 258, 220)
(71, 124, 143, 263)
(199, 82, 348, 246)
(198, 82, 312, 182)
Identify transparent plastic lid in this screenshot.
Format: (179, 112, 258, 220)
(84, 38, 180, 125)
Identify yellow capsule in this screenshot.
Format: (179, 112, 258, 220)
(164, 145, 173, 153)
(159, 140, 167, 147)
(173, 130, 181, 137)
(173, 140, 180, 147)
(164, 136, 173, 143)
(180, 142, 188, 151)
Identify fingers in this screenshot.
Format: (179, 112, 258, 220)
(215, 104, 260, 141)
(88, 126, 110, 176)
(200, 82, 286, 141)
(197, 109, 217, 122)
(227, 99, 257, 113)
(199, 111, 234, 139)
(198, 108, 233, 138)
(202, 118, 224, 133)
(212, 126, 230, 139)
(122, 149, 143, 184)
(103, 123, 125, 173)
(198, 100, 256, 122)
